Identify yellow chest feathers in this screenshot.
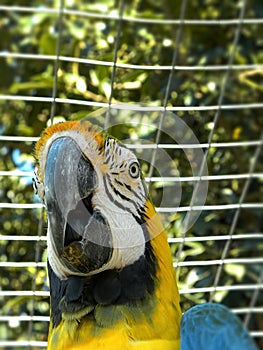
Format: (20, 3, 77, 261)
(48, 236, 181, 350)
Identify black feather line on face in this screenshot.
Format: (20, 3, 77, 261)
(114, 177, 146, 204)
(102, 173, 150, 242)
(104, 173, 142, 214)
(48, 240, 157, 329)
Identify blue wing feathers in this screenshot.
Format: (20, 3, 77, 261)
(180, 303, 258, 350)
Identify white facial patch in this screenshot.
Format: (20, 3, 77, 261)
(96, 205, 146, 270)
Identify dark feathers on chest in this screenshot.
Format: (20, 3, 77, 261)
(49, 241, 157, 329)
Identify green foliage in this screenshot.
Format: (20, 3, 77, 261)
(0, 0, 262, 348)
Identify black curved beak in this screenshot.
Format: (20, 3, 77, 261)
(45, 137, 112, 275)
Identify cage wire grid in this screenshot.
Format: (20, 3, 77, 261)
(0, 0, 263, 348)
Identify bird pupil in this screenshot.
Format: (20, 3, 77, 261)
(129, 162, 139, 178)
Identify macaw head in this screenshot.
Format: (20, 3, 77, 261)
(34, 119, 160, 279)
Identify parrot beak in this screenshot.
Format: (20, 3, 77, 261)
(45, 137, 112, 277)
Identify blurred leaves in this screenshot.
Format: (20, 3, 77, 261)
(0, 0, 263, 348)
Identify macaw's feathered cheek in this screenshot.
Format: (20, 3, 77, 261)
(45, 137, 112, 277)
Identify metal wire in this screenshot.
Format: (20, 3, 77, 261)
(1, 257, 263, 269)
(49, 0, 65, 124)
(1, 94, 263, 111)
(210, 131, 263, 302)
(2, 171, 263, 181)
(2, 51, 263, 71)
(0, 291, 49, 297)
(0, 341, 47, 348)
(104, 0, 125, 129)
(1, 202, 263, 211)
(180, 284, 263, 294)
(0, 1, 262, 346)
(244, 269, 263, 328)
(147, 0, 188, 180)
(0, 135, 262, 148)
(0, 5, 263, 25)
(1, 232, 262, 243)
(27, 209, 45, 347)
(176, 0, 248, 263)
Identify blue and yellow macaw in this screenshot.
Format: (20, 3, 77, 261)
(34, 119, 258, 350)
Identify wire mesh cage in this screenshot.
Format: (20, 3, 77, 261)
(0, 0, 262, 349)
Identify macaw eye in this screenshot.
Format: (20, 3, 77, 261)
(129, 162, 140, 179)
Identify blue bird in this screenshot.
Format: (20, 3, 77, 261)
(180, 303, 258, 350)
